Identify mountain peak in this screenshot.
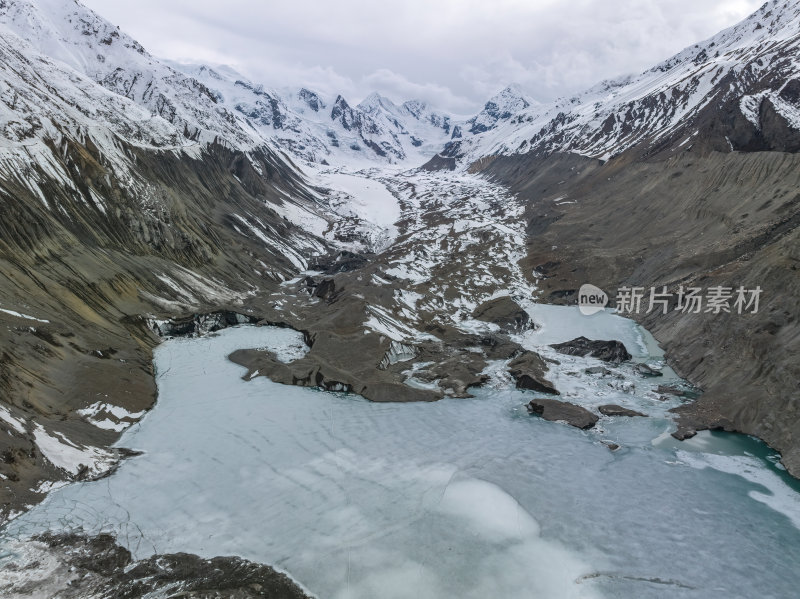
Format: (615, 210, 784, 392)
(448, 0, 800, 164)
(466, 84, 533, 135)
(487, 84, 533, 110)
(357, 92, 399, 115)
(298, 88, 325, 112)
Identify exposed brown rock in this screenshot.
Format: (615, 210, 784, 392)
(550, 336, 632, 364)
(471, 296, 532, 333)
(229, 329, 444, 403)
(0, 533, 310, 599)
(508, 351, 559, 394)
(598, 404, 646, 417)
(526, 398, 598, 429)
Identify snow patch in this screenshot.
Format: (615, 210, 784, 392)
(32, 424, 115, 478)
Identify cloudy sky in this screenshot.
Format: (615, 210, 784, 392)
(82, 0, 763, 115)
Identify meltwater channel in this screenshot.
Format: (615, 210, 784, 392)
(3, 306, 800, 598)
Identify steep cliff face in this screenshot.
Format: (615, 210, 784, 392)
(0, 134, 334, 518)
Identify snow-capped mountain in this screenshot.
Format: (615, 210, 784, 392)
(440, 0, 800, 165)
(170, 63, 457, 166)
(357, 92, 456, 152)
(0, 0, 264, 150)
(0, 0, 457, 170)
(465, 84, 535, 135)
(0, 0, 338, 280)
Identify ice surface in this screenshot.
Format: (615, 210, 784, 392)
(678, 450, 800, 530)
(522, 304, 649, 357)
(3, 324, 800, 599)
(321, 171, 401, 251)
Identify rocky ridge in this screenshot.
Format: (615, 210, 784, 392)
(0, 533, 311, 598)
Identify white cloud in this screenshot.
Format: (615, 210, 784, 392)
(359, 69, 475, 114)
(81, 0, 763, 113)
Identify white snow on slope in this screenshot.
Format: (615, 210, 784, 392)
(0, 406, 26, 434)
(32, 424, 116, 477)
(321, 171, 401, 249)
(0, 308, 49, 323)
(171, 62, 458, 167)
(446, 0, 800, 164)
(0, 0, 260, 150)
(77, 402, 147, 433)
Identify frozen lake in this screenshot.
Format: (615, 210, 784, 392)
(3, 309, 800, 598)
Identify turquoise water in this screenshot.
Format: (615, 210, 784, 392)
(3, 318, 800, 598)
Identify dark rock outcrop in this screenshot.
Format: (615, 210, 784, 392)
(467, 333, 522, 361)
(309, 250, 370, 274)
(421, 153, 457, 171)
(413, 355, 489, 398)
(526, 398, 598, 429)
(0, 533, 310, 599)
(598, 404, 646, 417)
(229, 330, 444, 403)
(151, 311, 259, 338)
(471, 296, 532, 333)
(585, 366, 615, 376)
(550, 336, 632, 363)
(508, 351, 559, 394)
(313, 278, 339, 301)
(656, 385, 700, 399)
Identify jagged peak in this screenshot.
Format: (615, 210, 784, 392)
(465, 84, 534, 134)
(333, 94, 350, 107)
(357, 92, 399, 115)
(484, 84, 534, 111)
(298, 88, 325, 112)
(401, 99, 428, 117)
